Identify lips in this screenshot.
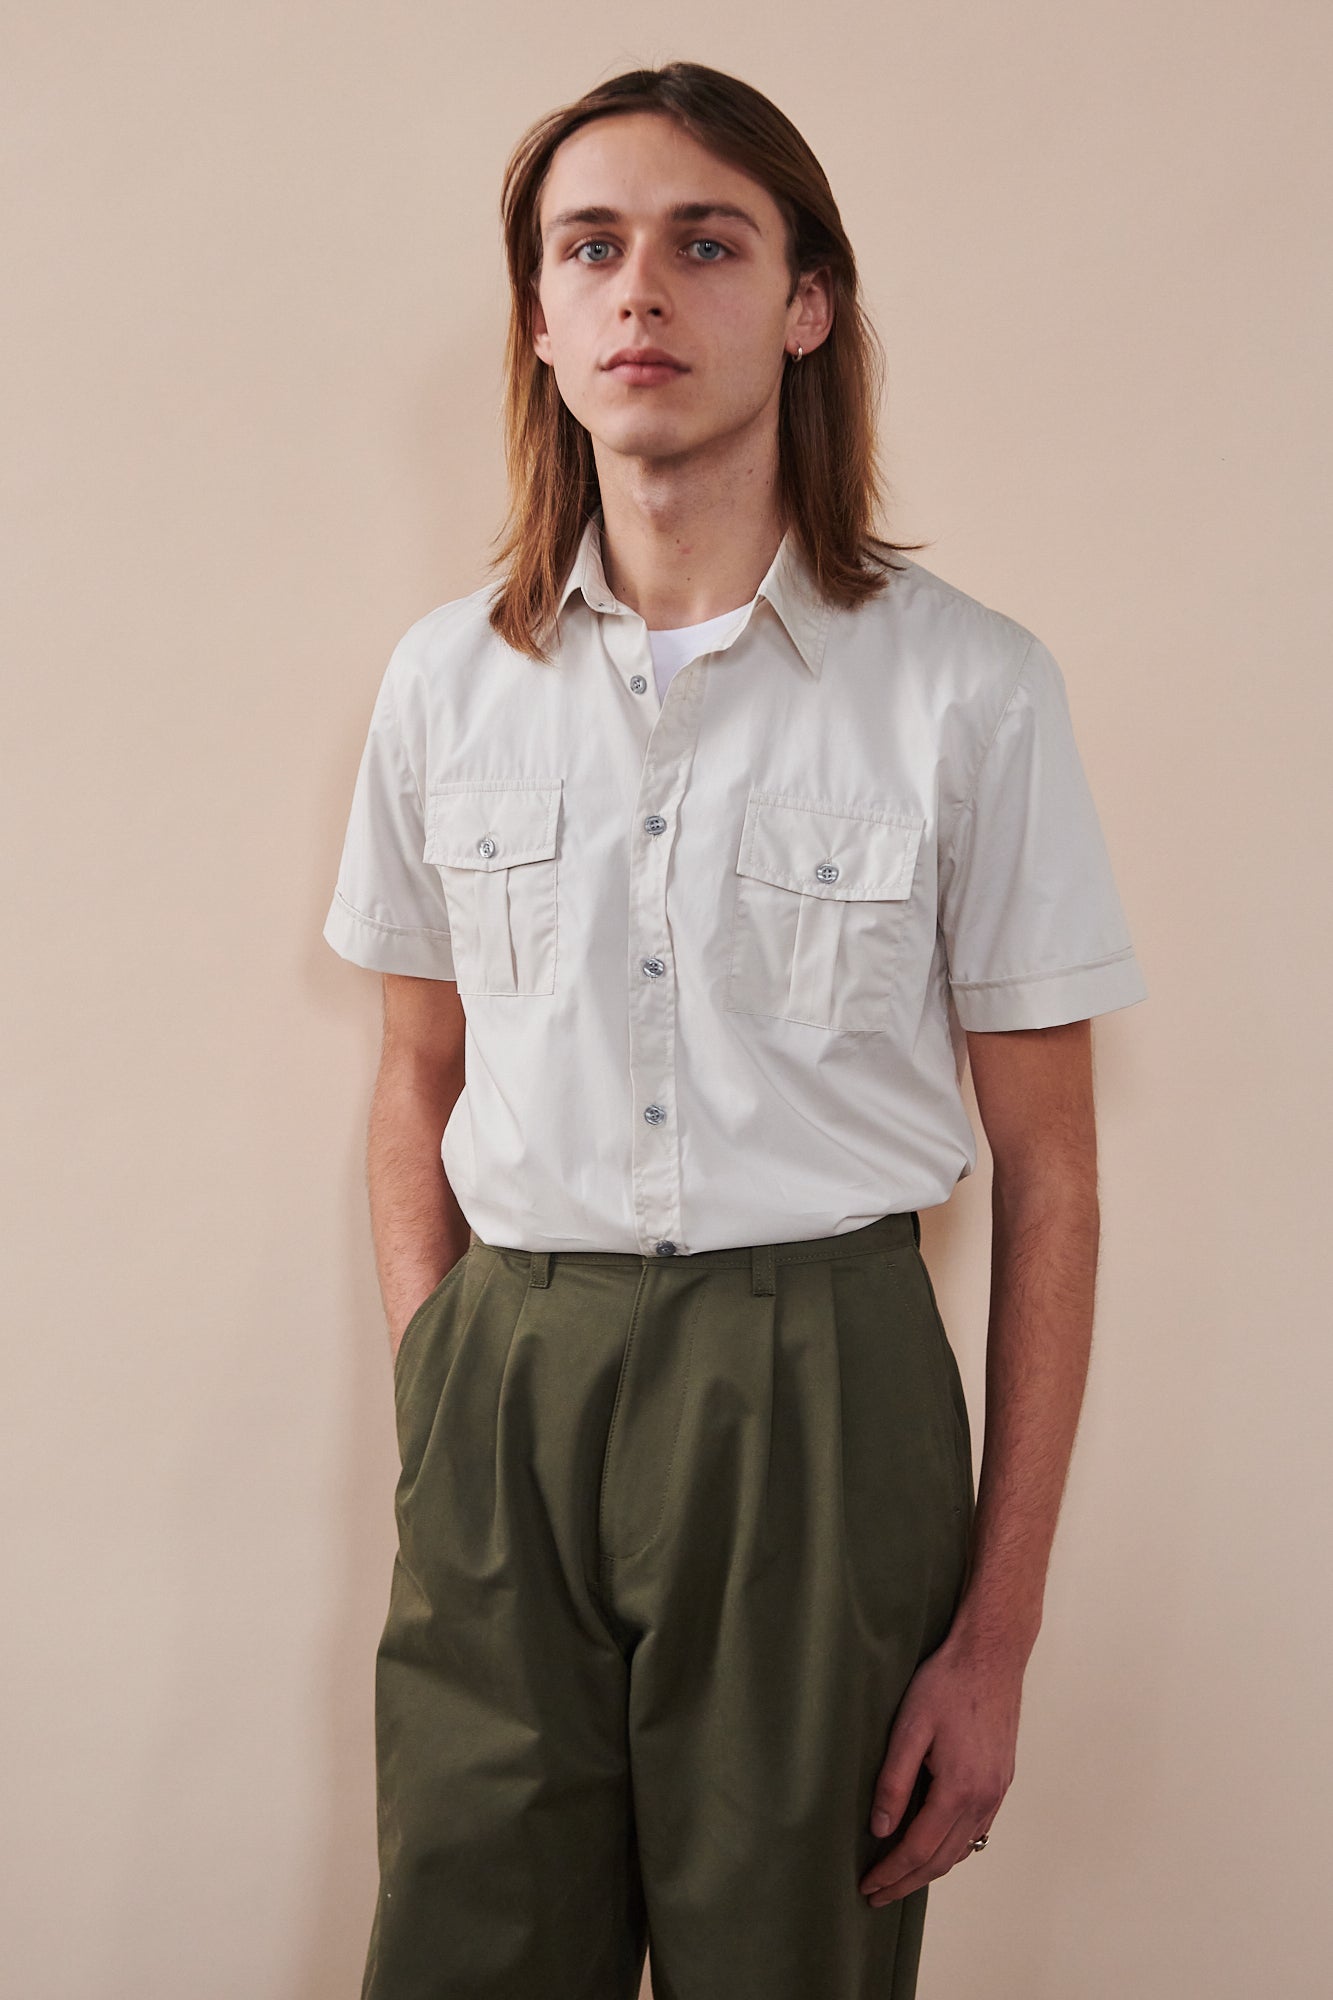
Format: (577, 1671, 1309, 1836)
(603, 348, 686, 371)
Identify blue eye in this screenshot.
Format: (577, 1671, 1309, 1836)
(572, 238, 732, 264)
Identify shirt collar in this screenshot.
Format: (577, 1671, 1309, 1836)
(555, 507, 830, 679)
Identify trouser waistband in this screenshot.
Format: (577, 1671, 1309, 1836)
(471, 1209, 921, 1299)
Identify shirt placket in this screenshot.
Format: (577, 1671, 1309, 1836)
(602, 615, 713, 1258)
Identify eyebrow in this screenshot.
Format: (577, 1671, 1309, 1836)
(543, 201, 764, 240)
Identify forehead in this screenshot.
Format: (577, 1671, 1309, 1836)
(539, 111, 778, 239)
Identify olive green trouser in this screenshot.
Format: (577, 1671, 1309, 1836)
(363, 1209, 975, 2000)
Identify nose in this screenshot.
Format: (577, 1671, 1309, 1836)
(613, 240, 672, 320)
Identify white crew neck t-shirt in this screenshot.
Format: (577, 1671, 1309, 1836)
(647, 606, 749, 703)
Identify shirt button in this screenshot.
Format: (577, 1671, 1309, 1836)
(643, 814, 667, 836)
(654, 1240, 677, 1256)
(641, 956, 666, 978)
(630, 674, 648, 694)
(644, 1103, 666, 1124)
(478, 835, 498, 859)
(814, 860, 838, 882)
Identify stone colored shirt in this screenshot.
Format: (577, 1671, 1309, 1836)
(323, 509, 1147, 1254)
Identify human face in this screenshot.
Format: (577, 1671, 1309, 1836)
(532, 111, 826, 469)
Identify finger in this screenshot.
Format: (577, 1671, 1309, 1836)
(859, 1787, 958, 1896)
(869, 1804, 996, 1903)
(866, 1811, 977, 1904)
(868, 1738, 932, 1839)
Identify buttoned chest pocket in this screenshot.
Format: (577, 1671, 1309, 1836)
(424, 779, 561, 996)
(726, 792, 926, 1034)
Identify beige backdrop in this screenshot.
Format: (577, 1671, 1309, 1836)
(4, 4, 1329, 1996)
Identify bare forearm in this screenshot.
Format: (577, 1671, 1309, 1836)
(367, 1056, 469, 1349)
(948, 1164, 1100, 1666)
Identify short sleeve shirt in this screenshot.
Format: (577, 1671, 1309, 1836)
(323, 510, 1147, 1254)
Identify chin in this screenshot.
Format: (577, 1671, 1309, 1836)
(594, 416, 693, 456)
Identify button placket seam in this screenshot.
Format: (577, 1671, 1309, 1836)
(627, 668, 704, 1255)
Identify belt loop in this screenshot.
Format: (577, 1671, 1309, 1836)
(529, 1250, 552, 1289)
(910, 1210, 921, 1249)
(750, 1241, 775, 1297)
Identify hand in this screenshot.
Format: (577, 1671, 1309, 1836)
(858, 1628, 1023, 1905)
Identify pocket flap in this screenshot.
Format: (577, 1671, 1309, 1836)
(425, 779, 562, 870)
(737, 793, 924, 901)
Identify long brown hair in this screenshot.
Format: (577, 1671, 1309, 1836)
(485, 61, 929, 663)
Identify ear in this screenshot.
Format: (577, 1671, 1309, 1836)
(532, 297, 552, 365)
(793, 266, 836, 357)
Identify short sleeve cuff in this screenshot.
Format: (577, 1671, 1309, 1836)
(951, 947, 1148, 1031)
(322, 891, 457, 980)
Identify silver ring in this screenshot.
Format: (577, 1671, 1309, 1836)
(968, 1833, 989, 1853)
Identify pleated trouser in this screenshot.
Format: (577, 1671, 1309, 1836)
(362, 1208, 976, 2000)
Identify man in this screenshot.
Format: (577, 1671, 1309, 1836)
(323, 60, 1147, 2000)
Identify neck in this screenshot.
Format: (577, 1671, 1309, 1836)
(593, 462, 785, 630)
